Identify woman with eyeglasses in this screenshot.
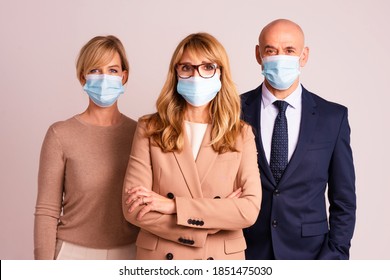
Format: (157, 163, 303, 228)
(34, 35, 138, 259)
(122, 33, 262, 260)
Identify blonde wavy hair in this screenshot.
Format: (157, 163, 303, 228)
(142, 32, 243, 153)
(76, 35, 129, 85)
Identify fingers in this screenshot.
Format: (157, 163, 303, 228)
(127, 196, 145, 213)
(128, 195, 153, 220)
(137, 204, 152, 220)
(125, 187, 151, 205)
(126, 192, 176, 219)
(126, 185, 148, 194)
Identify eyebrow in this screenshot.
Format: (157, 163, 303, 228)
(108, 64, 121, 68)
(285, 46, 297, 51)
(264, 45, 277, 49)
(178, 61, 212, 65)
(263, 45, 296, 51)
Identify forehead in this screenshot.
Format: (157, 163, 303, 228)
(260, 22, 304, 49)
(92, 51, 121, 68)
(106, 51, 121, 65)
(179, 48, 213, 64)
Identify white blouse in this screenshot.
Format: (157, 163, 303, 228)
(184, 121, 208, 160)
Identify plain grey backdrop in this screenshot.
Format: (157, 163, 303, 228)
(0, 0, 389, 259)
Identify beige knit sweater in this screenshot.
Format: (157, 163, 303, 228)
(34, 114, 139, 259)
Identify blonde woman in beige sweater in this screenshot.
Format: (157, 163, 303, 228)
(34, 35, 138, 260)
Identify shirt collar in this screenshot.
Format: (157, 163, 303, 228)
(261, 83, 302, 109)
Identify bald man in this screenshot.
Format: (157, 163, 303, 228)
(241, 19, 356, 259)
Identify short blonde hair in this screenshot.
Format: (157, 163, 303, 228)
(76, 35, 129, 85)
(142, 32, 243, 153)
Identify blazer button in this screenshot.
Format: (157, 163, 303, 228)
(273, 189, 280, 196)
(207, 257, 214, 260)
(166, 253, 174, 260)
(272, 220, 278, 228)
(214, 196, 221, 199)
(167, 192, 174, 199)
(189, 240, 195, 245)
(187, 219, 193, 225)
(199, 221, 204, 226)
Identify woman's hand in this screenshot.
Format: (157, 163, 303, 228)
(124, 186, 241, 221)
(125, 186, 177, 220)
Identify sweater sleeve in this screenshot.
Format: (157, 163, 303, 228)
(176, 125, 262, 230)
(34, 126, 65, 260)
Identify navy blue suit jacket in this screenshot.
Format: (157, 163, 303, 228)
(241, 85, 356, 260)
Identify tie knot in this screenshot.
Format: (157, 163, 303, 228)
(274, 100, 288, 113)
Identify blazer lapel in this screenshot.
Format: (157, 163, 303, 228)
(243, 85, 276, 186)
(173, 129, 203, 198)
(279, 87, 318, 185)
(194, 125, 218, 185)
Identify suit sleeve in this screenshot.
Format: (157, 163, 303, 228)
(34, 126, 64, 260)
(122, 121, 209, 248)
(175, 125, 262, 230)
(319, 108, 356, 259)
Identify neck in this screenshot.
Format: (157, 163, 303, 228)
(79, 100, 122, 126)
(184, 103, 210, 123)
(265, 79, 299, 100)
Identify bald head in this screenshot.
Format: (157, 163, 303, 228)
(255, 19, 308, 66)
(259, 19, 305, 47)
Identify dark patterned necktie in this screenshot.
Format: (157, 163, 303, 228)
(270, 100, 289, 184)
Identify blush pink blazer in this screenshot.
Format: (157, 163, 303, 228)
(122, 120, 262, 260)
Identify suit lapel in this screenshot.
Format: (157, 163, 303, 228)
(279, 88, 318, 185)
(195, 124, 218, 185)
(243, 85, 276, 186)
(173, 86, 314, 195)
(173, 129, 203, 198)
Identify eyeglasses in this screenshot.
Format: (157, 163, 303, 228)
(175, 63, 219, 79)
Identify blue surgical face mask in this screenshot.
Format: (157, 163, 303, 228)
(83, 74, 124, 107)
(261, 55, 301, 90)
(177, 74, 221, 107)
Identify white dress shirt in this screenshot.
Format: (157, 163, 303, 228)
(260, 83, 302, 164)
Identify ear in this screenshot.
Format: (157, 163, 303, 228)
(255, 45, 262, 66)
(299, 46, 309, 67)
(80, 76, 86, 86)
(122, 70, 129, 85)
